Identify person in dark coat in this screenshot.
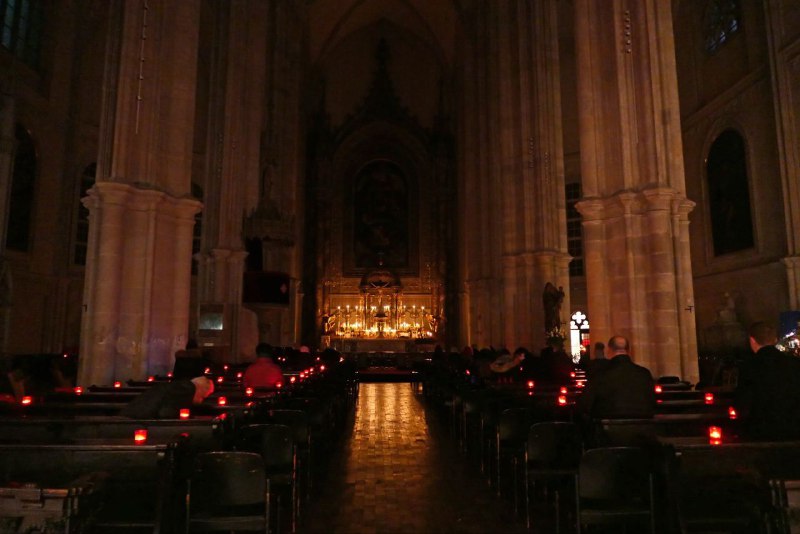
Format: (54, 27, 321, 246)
(585, 341, 613, 380)
(577, 335, 655, 419)
(120, 376, 214, 419)
(577, 335, 656, 447)
(736, 322, 800, 441)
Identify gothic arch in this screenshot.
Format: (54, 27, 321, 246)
(700, 124, 756, 259)
(331, 121, 429, 276)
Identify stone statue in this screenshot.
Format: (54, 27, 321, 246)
(543, 282, 565, 333)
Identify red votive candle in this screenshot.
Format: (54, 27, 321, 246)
(134, 429, 147, 444)
(708, 426, 722, 445)
(179, 409, 190, 419)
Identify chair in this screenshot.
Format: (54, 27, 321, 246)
(185, 451, 268, 533)
(575, 446, 656, 534)
(495, 407, 533, 508)
(237, 424, 298, 533)
(524, 421, 583, 531)
(770, 479, 800, 533)
(267, 409, 312, 510)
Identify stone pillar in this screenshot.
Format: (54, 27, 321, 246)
(494, 0, 569, 350)
(459, 1, 569, 351)
(195, 0, 270, 359)
(574, 0, 698, 381)
(764, 0, 800, 310)
(80, 183, 202, 385)
(0, 93, 14, 250)
(79, 1, 202, 384)
(0, 94, 13, 354)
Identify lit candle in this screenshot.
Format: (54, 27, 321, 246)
(179, 409, 190, 419)
(708, 426, 722, 445)
(134, 429, 147, 444)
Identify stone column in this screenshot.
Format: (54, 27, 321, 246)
(458, 0, 568, 351)
(494, 0, 569, 350)
(764, 0, 800, 310)
(574, 0, 698, 381)
(0, 94, 13, 354)
(79, 1, 202, 384)
(195, 0, 269, 360)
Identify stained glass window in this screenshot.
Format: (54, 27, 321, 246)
(566, 182, 583, 277)
(73, 164, 95, 266)
(6, 124, 36, 251)
(0, 0, 43, 68)
(707, 129, 754, 256)
(704, 0, 740, 54)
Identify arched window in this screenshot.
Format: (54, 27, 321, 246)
(73, 163, 95, 265)
(704, 0, 741, 55)
(707, 129, 754, 256)
(1, 0, 44, 68)
(6, 124, 36, 251)
(191, 183, 203, 275)
(565, 182, 584, 277)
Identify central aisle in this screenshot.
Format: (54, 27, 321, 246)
(301, 382, 528, 533)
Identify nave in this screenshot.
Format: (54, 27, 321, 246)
(301, 382, 528, 534)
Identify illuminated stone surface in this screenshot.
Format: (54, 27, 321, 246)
(302, 383, 527, 533)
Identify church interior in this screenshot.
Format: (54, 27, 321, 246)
(0, 0, 798, 386)
(2, 1, 800, 533)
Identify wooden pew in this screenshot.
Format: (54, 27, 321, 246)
(660, 438, 800, 532)
(0, 442, 186, 532)
(0, 416, 233, 453)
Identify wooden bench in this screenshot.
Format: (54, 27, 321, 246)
(0, 416, 232, 453)
(661, 439, 800, 532)
(0, 442, 186, 532)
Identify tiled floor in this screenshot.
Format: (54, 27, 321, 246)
(301, 382, 529, 534)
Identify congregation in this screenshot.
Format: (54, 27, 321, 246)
(0, 324, 799, 532)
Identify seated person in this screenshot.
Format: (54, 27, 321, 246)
(489, 348, 524, 375)
(577, 335, 656, 446)
(577, 335, 655, 419)
(538, 339, 574, 385)
(736, 321, 800, 441)
(121, 376, 214, 419)
(243, 343, 284, 389)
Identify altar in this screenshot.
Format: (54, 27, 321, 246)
(320, 260, 444, 350)
(331, 337, 411, 353)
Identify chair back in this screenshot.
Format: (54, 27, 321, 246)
(268, 409, 310, 445)
(527, 421, 583, 470)
(497, 407, 532, 443)
(190, 451, 266, 508)
(237, 424, 294, 471)
(578, 446, 653, 502)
